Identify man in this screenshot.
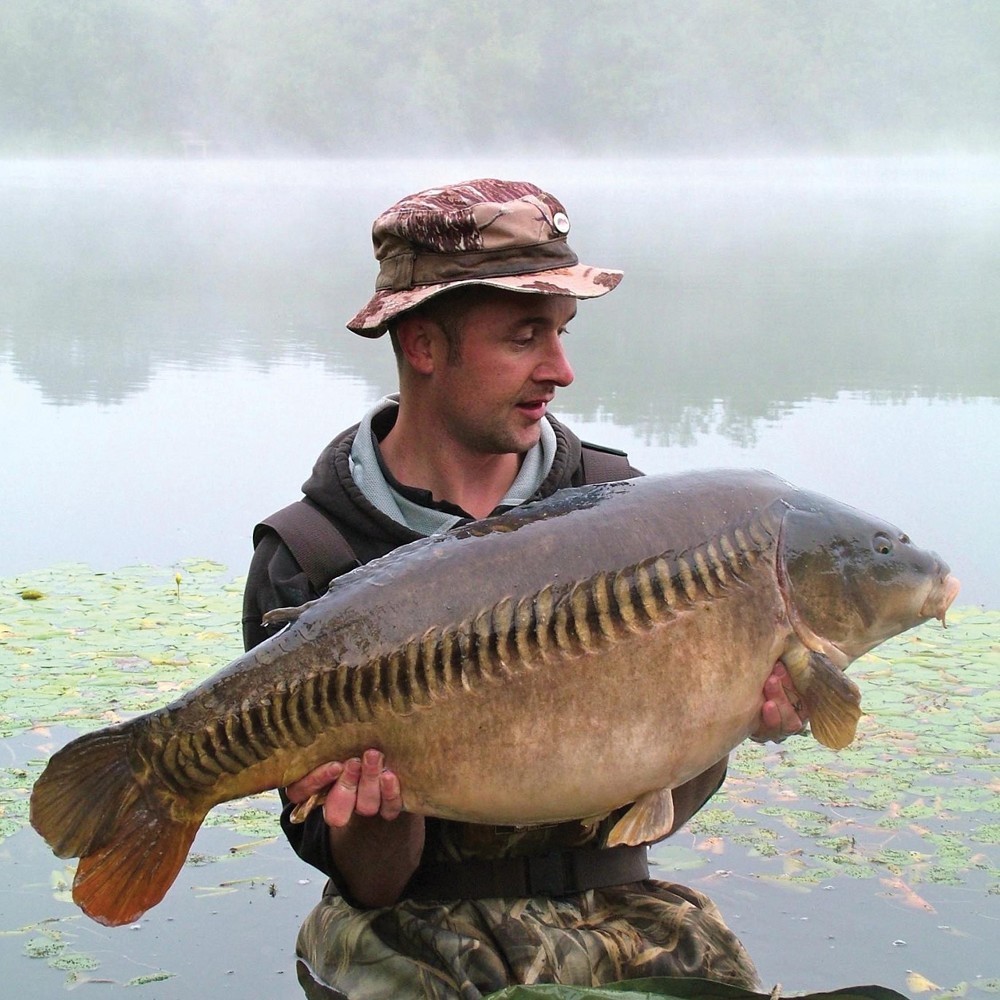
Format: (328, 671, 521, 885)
(243, 179, 806, 1000)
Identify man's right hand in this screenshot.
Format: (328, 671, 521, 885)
(285, 749, 405, 827)
(286, 749, 424, 908)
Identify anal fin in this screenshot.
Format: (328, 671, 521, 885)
(606, 787, 674, 847)
(288, 790, 326, 824)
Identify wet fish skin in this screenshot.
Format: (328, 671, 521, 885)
(28, 470, 959, 926)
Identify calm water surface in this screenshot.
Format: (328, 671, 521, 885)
(2, 157, 996, 603)
(1, 158, 997, 998)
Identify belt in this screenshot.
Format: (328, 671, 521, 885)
(402, 845, 649, 901)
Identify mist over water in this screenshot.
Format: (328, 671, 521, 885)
(2, 156, 997, 605)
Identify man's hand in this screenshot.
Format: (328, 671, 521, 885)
(285, 749, 423, 908)
(285, 749, 404, 827)
(752, 661, 808, 743)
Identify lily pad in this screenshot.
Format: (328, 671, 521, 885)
(684, 607, 1000, 890)
(3, 566, 998, 973)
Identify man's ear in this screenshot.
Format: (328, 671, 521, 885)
(394, 313, 440, 376)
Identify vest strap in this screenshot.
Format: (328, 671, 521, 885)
(402, 844, 649, 900)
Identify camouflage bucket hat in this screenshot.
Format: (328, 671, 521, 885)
(347, 178, 624, 336)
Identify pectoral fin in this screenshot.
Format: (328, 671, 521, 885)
(288, 791, 326, 824)
(606, 787, 674, 847)
(783, 647, 863, 750)
(262, 599, 320, 628)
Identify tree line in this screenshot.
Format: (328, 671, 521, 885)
(2, 0, 997, 156)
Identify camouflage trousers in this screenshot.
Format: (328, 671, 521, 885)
(294, 880, 760, 1000)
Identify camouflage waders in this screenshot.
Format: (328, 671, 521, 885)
(294, 878, 759, 1000)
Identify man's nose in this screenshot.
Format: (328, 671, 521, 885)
(536, 336, 574, 387)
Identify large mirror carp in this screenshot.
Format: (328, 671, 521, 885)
(30, 469, 959, 926)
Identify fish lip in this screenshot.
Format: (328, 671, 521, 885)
(921, 572, 960, 625)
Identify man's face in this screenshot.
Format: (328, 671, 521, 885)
(428, 288, 576, 457)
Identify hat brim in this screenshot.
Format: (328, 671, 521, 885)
(346, 264, 623, 337)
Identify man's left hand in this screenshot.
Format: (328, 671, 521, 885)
(751, 661, 808, 743)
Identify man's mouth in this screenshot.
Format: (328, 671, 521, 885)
(516, 399, 550, 420)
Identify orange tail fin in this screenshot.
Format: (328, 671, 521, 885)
(30, 724, 205, 926)
(72, 800, 202, 926)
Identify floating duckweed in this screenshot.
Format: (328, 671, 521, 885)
(873, 848, 923, 872)
(924, 867, 965, 886)
(687, 606, 999, 889)
(23, 936, 64, 959)
(125, 972, 176, 986)
(688, 808, 740, 837)
(0, 562, 247, 848)
(732, 833, 780, 858)
(3, 566, 998, 904)
(49, 950, 100, 971)
(647, 845, 707, 871)
(971, 823, 1000, 845)
(203, 804, 281, 838)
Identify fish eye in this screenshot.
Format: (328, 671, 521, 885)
(873, 532, 894, 555)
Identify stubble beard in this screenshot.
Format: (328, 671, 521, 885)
(452, 407, 541, 458)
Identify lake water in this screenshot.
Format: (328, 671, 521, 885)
(2, 156, 997, 604)
(1, 158, 998, 997)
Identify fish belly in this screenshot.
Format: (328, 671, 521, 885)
(353, 586, 789, 827)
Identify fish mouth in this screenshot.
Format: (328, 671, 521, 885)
(921, 572, 961, 625)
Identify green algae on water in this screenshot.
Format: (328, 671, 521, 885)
(687, 606, 1000, 889)
(2, 565, 997, 894)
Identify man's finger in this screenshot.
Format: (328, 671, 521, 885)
(323, 757, 362, 828)
(379, 769, 403, 821)
(758, 699, 782, 736)
(285, 760, 344, 803)
(354, 749, 386, 817)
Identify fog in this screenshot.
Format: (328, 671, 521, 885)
(2, 0, 998, 157)
(3, 156, 997, 417)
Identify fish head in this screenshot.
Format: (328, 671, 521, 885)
(778, 494, 960, 664)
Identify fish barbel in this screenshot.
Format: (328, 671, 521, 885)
(30, 470, 959, 926)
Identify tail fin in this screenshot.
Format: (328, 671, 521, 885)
(31, 726, 143, 859)
(72, 798, 203, 926)
(30, 725, 205, 926)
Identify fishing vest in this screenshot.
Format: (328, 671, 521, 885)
(255, 442, 635, 594)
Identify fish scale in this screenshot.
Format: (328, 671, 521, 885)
(28, 469, 959, 926)
(131, 504, 807, 793)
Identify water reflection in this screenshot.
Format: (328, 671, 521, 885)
(560, 157, 1000, 443)
(2, 158, 997, 433)
(0, 160, 370, 403)
(2, 161, 997, 997)
(2, 158, 997, 603)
